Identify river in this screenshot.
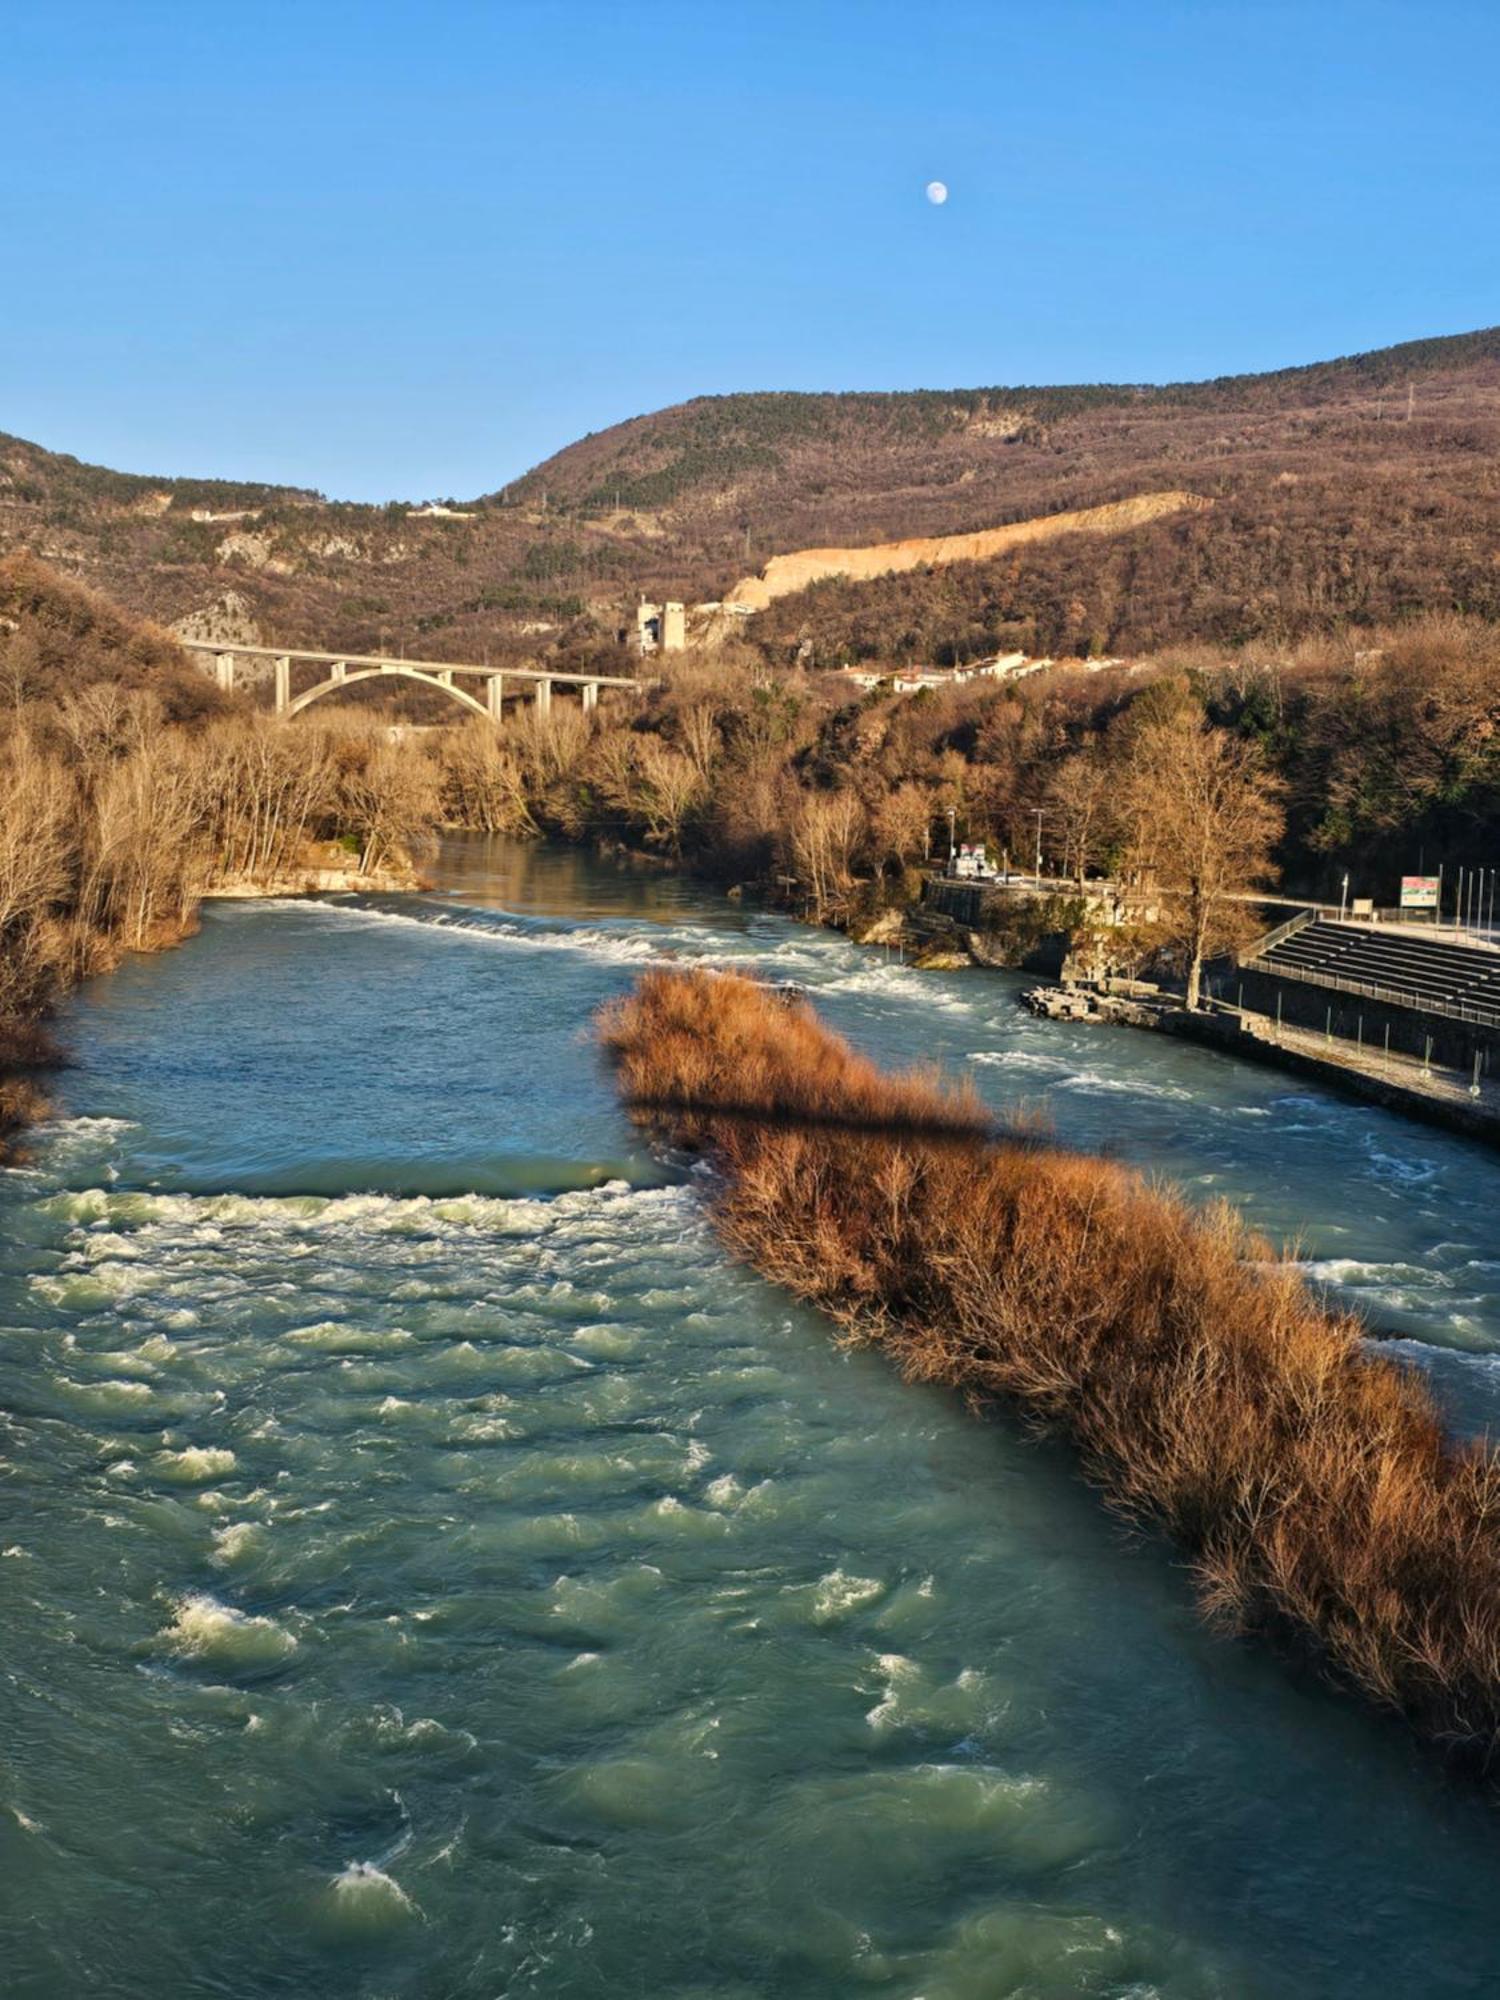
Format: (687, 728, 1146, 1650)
(5, 836, 1500, 1997)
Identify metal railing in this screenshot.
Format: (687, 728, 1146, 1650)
(1243, 907, 1317, 959)
(1240, 953, 1500, 1031)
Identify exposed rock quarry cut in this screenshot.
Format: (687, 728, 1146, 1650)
(723, 490, 1212, 610)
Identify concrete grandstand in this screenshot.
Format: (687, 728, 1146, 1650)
(1245, 918, 1500, 1026)
(1238, 915, 1500, 1075)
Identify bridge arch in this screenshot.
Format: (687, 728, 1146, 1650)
(284, 665, 493, 722)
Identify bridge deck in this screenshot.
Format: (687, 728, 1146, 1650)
(180, 639, 641, 689)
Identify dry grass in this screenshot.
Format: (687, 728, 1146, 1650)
(602, 967, 1500, 1762)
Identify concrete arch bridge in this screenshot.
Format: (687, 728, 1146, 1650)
(181, 641, 647, 723)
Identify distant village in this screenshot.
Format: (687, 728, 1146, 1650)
(627, 595, 1120, 693)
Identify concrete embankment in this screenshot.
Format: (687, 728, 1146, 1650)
(1024, 984, 1500, 1149)
(898, 876, 1500, 1148)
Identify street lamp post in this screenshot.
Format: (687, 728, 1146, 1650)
(1340, 872, 1349, 922)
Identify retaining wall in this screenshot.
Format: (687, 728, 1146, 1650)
(1235, 968, 1497, 1078)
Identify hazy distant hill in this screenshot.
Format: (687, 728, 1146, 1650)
(6, 325, 1500, 664)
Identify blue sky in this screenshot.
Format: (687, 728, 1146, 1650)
(3, 0, 1496, 500)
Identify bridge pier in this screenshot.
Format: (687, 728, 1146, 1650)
(180, 639, 647, 727)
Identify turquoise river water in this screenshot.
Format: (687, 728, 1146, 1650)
(6, 837, 1500, 1997)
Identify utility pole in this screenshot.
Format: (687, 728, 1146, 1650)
(1340, 871, 1349, 923)
(947, 805, 957, 872)
(1033, 808, 1045, 887)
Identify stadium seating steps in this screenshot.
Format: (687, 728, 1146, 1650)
(1251, 919, 1500, 1019)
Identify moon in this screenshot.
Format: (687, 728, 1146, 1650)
(925, 180, 948, 206)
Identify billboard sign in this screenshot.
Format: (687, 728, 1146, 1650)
(1400, 875, 1440, 910)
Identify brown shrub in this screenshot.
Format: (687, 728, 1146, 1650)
(602, 967, 1500, 1762)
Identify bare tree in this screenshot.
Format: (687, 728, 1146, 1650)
(438, 718, 535, 835)
(0, 729, 74, 1016)
(1046, 752, 1116, 884)
(870, 781, 935, 871)
(635, 738, 703, 856)
(327, 727, 443, 875)
(1119, 717, 1283, 1010)
(676, 701, 721, 788)
(790, 789, 866, 920)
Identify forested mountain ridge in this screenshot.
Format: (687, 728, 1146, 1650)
(5, 323, 1500, 666)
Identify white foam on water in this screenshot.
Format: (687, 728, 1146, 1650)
(325, 1860, 420, 1928)
(1362, 1140, 1440, 1187)
(1061, 1068, 1193, 1102)
(159, 1591, 296, 1666)
(1297, 1257, 1454, 1319)
(1382, 1336, 1500, 1382)
(811, 1568, 886, 1624)
(865, 1651, 922, 1730)
(154, 1446, 237, 1485)
(863, 1652, 1005, 1739)
(637, 1494, 729, 1540)
(817, 963, 980, 1014)
(85, 1343, 162, 1380)
(29, 1270, 135, 1311)
(292, 896, 662, 969)
(286, 1320, 414, 1353)
(53, 1376, 154, 1412)
(28, 1116, 137, 1175)
(38, 1115, 135, 1136)
(968, 1049, 1069, 1075)
(211, 1521, 260, 1566)
(567, 1323, 638, 1360)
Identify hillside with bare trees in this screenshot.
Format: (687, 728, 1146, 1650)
(8, 325, 1500, 669)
